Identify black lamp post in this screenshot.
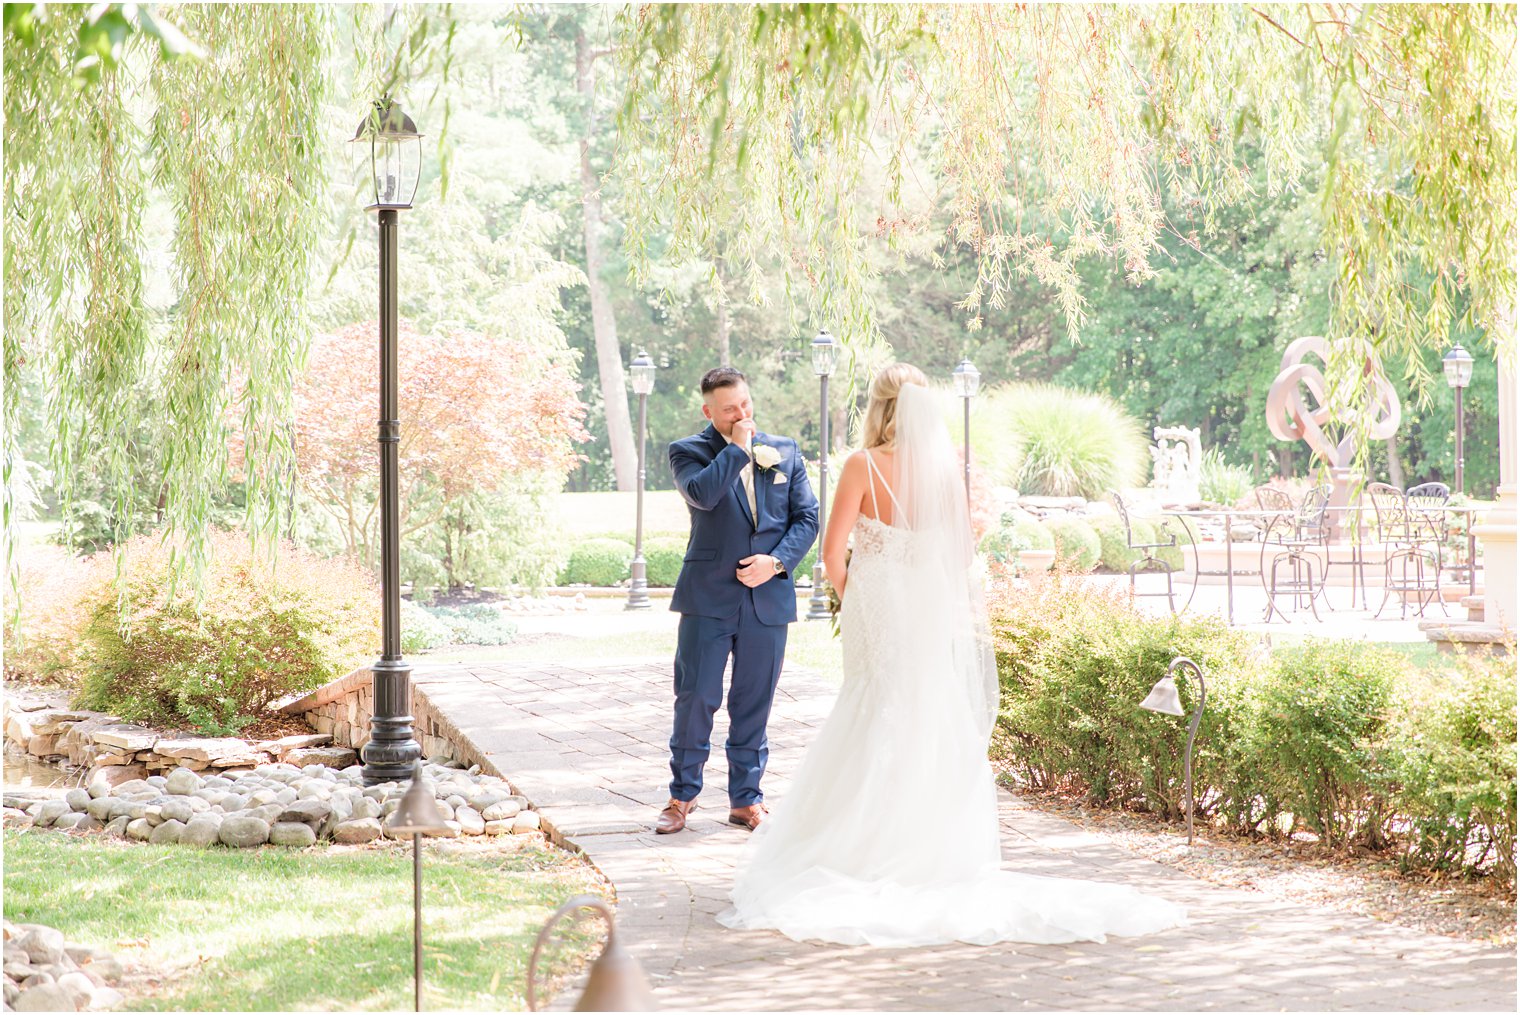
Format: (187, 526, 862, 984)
(626, 349, 656, 611)
(1444, 343, 1474, 496)
(353, 97, 425, 786)
(1138, 656, 1207, 845)
(806, 328, 838, 622)
(386, 764, 448, 1012)
(951, 358, 980, 503)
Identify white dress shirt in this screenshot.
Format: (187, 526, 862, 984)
(722, 430, 758, 522)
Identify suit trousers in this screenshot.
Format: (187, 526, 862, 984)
(669, 593, 788, 807)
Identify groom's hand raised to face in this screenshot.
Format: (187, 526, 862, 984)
(731, 417, 756, 450)
(736, 554, 778, 588)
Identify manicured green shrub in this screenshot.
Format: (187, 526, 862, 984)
(1387, 652, 1517, 883)
(645, 537, 688, 587)
(1008, 516, 1054, 551)
(1044, 518, 1100, 573)
(979, 527, 1026, 566)
(987, 571, 1516, 885)
(1151, 515, 1197, 571)
(1249, 640, 1404, 848)
(988, 575, 1261, 818)
(1089, 516, 1143, 572)
(558, 538, 634, 586)
(401, 599, 454, 653)
(75, 530, 380, 734)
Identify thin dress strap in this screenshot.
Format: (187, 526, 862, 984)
(862, 450, 904, 521)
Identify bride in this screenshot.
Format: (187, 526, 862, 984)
(717, 363, 1188, 948)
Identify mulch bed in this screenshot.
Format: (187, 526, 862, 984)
(1009, 781, 1515, 947)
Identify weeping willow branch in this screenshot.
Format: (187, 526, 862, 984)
(615, 2, 1516, 393)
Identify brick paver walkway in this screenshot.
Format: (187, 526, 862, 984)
(414, 660, 1515, 1012)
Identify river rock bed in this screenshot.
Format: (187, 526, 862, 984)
(3, 760, 541, 847)
(3, 921, 125, 1013)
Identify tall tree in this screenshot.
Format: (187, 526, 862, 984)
(575, 23, 637, 490)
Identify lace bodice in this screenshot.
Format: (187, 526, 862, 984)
(850, 515, 915, 565)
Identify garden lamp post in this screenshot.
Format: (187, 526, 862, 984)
(1443, 343, 1474, 496)
(951, 358, 980, 503)
(806, 328, 839, 621)
(352, 96, 425, 786)
(386, 764, 448, 1012)
(1138, 655, 1208, 845)
(527, 895, 657, 1012)
(626, 349, 656, 611)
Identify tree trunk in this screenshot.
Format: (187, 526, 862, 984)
(1384, 436, 1405, 488)
(576, 28, 636, 491)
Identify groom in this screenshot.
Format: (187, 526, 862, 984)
(657, 367, 819, 834)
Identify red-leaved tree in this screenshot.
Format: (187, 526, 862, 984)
(284, 320, 588, 566)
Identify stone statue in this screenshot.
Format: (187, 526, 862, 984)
(1150, 426, 1202, 505)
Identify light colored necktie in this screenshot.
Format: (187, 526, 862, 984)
(741, 456, 757, 523)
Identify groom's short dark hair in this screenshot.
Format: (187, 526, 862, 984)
(700, 367, 747, 394)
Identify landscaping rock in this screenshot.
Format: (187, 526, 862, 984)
(511, 811, 542, 834)
(163, 768, 202, 795)
(455, 805, 485, 835)
(63, 789, 92, 812)
(481, 798, 521, 821)
(86, 764, 147, 792)
(125, 818, 153, 841)
(158, 799, 195, 824)
(278, 800, 331, 826)
(180, 816, 222, 848)
(218, 815, 270, 848)
(13, 982, 77, 1012)
(84, 798, 120, 822)
(154, 737, 246, 763)
(90, 726, 158, 752)
(103, 816, 129, 838)
(285, 746, 356, 769)
(16, 926, 65, 966)
(87, 986, 125, 1010)
(3, 807, 32, 827)
(149, 819, 185, 845)
(52, 812, 87, 831)
(332, 818, 382, 844)
(269, 821, 317, 847)
(34, 800, 70, 827)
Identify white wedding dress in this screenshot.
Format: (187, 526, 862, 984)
(717, 385, 1188, 948)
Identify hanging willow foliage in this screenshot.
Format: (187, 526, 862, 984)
(147, 4, 330, 587)
(4, 6, 152, 598)
(615, 4, 1517, 382)
(5, 3, 332, 606)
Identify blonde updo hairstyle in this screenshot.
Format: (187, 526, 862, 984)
(860, 363, 929, 449)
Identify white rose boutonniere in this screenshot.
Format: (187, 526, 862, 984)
(752, 443, 783, 471)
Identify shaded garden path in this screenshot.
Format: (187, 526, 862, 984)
(414, 660, 1515, 1012)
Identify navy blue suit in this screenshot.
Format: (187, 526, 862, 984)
(667, 424, 819, 806)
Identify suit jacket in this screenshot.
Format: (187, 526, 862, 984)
(668, 425, 820, 625)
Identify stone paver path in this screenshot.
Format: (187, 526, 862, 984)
(414, 660, 1516, 1012)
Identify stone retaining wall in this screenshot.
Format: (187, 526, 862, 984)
(279, 667, 486, 771)
(3, 695, 353, 789)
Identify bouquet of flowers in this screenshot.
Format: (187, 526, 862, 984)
(825, 549, 849, 638)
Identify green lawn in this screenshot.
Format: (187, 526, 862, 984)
(3, 829, 606, 1012)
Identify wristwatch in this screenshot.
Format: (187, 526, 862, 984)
(771, 557, 787, 576)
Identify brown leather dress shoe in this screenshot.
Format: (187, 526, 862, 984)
(655, 797, 696, 834)
(728, 802, 768, 830)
